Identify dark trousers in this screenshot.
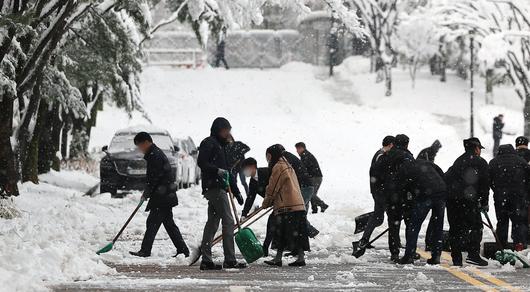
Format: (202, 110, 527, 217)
(361, 192, 386, 242)
(494, 194, 528, 246)
(425, 216, 436, 249)
(215, 56, 229, 69)
(404, 196, 446, 258)
(140, 207, 188, 254)
(200, 188, 236, 264)
(310, 177, 327, 211)
(387, 193, 405, 256)
(447, 199, 483, 258)
(493, 138, 501, 157)
(263, 213, 277, 251)
(301, 186, 319, 236)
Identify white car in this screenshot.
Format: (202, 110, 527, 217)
(174, 138, 198, 188)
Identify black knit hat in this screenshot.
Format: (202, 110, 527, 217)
(516, 136, 529, 147)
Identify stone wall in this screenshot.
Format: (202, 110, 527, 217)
(143, 12, 358, 68)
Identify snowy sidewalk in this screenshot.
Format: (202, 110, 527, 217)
(52, 246, 529, 291)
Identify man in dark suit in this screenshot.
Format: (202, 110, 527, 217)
(129, 132, 188, 258)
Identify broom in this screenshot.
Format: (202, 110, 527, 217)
(96, 197, 145, 255)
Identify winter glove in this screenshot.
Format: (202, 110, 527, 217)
(217, 168, 229, 177)
(234, 192, 244, 205)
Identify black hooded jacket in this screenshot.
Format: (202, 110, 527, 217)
(198, 118, 238, 194)
(417, 140, 442, 162)
(445, 151, 489, 207)
(489, 144, 530, 197)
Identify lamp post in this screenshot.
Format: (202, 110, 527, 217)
(469, 30, 475, 137)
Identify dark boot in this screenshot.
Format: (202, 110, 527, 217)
(129, 250, 150, 257)
(200, 261, 222, 270)
(390, 253, 400, 263)
(398, 254, 414, 265)
(264, 259, 282, 267)
(223, 262, 247, 269)
(320, 204, 329, 213)
(288, 260, 306, 267)
(451, 251, 462, 267)
(466, 253, 488, 266)
(427, 256, 441, 265)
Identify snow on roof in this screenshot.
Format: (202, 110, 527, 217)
(115, 124, 170, 136)
(299, 10, 331, 24)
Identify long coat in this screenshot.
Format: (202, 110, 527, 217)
(262, 158, 306, 214)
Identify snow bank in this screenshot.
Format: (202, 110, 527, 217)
(0, 172, 114, 291)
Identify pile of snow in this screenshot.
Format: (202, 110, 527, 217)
(0, 172, 114, 291)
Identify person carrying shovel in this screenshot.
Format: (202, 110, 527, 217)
(129, 132, 188, 258)
(197, 117, 247, 270)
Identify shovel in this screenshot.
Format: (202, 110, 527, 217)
(354, 211, 378, 234)
(96, 198, 145, 255)
(482, 210, 530, 268)
(352, 228, 389, 258)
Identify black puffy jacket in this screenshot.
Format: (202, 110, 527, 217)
(375, 146, 415, 200)
(143, 144, 178, 211)
(517, 147, 530, 163)
(445, 151, 489, 207)
(489, 144, 529, 197)
(198, 118, 238, 194)
(401, 159, 447, 200)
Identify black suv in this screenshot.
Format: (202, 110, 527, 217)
(100, 126, 180, 197)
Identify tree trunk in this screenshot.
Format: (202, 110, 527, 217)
(22, 88, 47, 183)
(485, 69, 494, 104)
(0, 98, 19, 197)
(524, 91, 530, 137)
(385, 64, 392, 96)
(61, 112, 70, 160)
(38, 102, 62, 174)
(440, 59, 447, 83)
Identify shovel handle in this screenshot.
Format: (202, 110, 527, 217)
(481, 210, 503, 250)
(112, 198, 145, 243)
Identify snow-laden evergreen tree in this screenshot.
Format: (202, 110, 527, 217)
(0, 0, 151, 207)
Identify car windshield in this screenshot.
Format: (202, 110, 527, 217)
(109, 134, 173, 153)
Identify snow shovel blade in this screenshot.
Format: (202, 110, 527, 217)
(96, 242, 114, 255)
(353, 246, 366, 258)
(354, 211, 375, 234)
